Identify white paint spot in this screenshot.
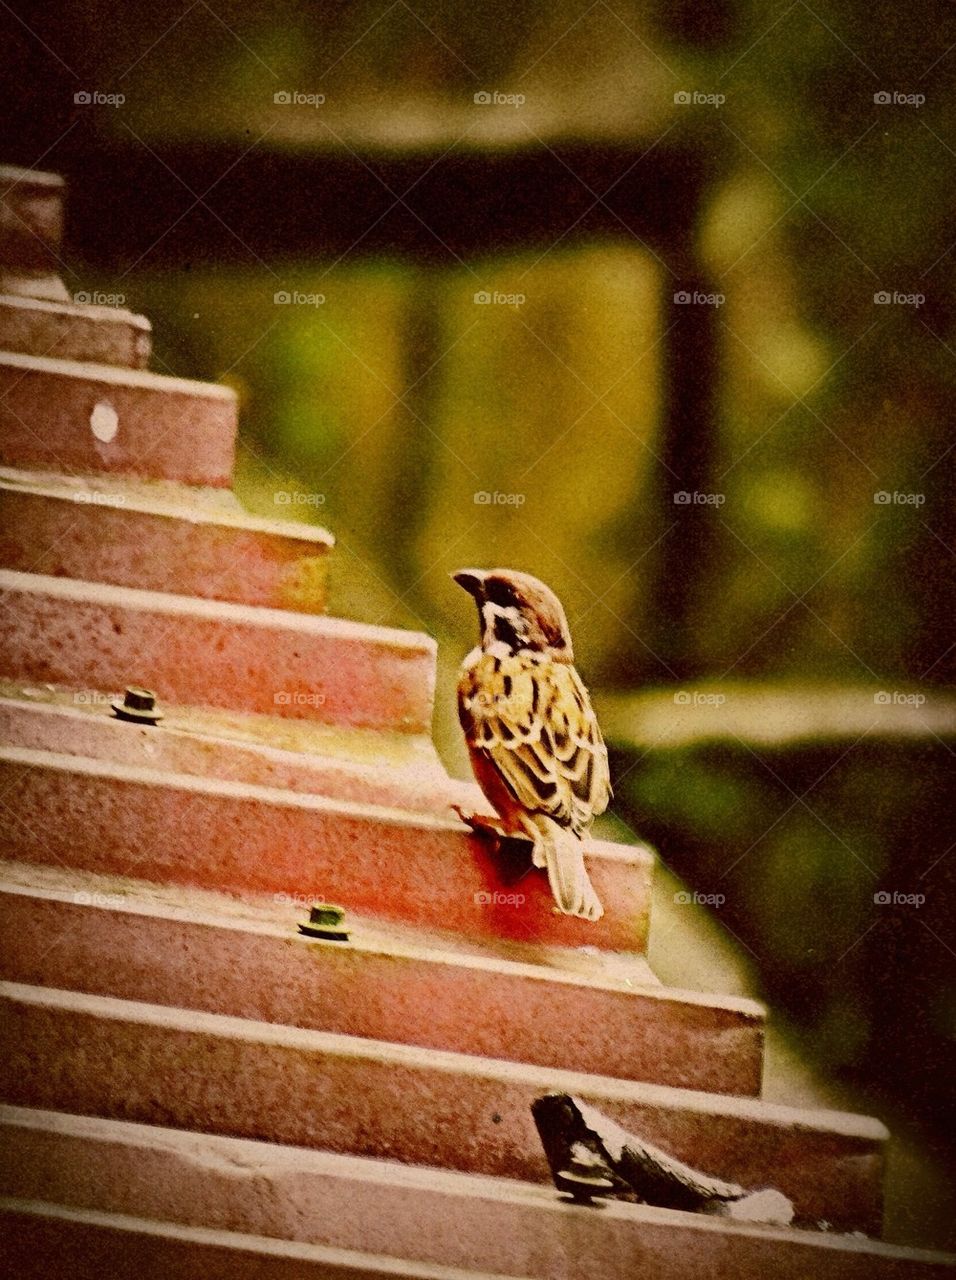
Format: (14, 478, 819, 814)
(90, 401, 119, 443)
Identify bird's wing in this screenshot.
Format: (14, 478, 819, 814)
(458, 652, 612, 833)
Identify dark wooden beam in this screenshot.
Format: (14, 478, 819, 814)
(46, 138, 710, 272)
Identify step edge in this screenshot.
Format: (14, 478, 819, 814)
(0, 293, 153, 332)
(0, 980, 886, 1141)
(0, 164, 64, 187)
(0, 568, 434, 653)
(0, 745, 466, 832)
(0, 746, 649, 864)
(0, 1197, 527, 1280)
(0, 348, 236, 400)
(0, 695, 444, 782)
(0, 870, 761, 1016)
(3, 1109, 950, 1262)
(0, 468, 333, 545)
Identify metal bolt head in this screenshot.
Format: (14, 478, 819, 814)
(298, 902, 349, 942)
(111, 686, 163, 724)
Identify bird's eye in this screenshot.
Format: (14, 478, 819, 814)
(485, 579, 516, 608)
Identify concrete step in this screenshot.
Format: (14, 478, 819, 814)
(0, 859, 656, 982)
(5, 1109, 953, 1278)
(0, 351, 236, 485)
(1, 1199, 524, 1280)
(0, 466, 332, 612)
(0, 982, 887, 1233)
(0, 748, 652, 955)
(0, 865, 759, 1094)
(0, 683, 459, 815)
(0, 570, 436, 732)
(0, 164, 68, 303)
(0, 294, 152, 367)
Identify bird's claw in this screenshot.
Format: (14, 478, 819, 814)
(451, 804, 506, 841)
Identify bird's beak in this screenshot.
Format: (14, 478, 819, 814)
(451, 568, 486, 600)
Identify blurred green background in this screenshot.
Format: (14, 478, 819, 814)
(4, 0, 955, 1247)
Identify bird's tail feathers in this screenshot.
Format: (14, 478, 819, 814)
(531, 818, 604, 921)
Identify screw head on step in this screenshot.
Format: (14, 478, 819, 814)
(111, 686, 163, 725)
(298, 902, 350, 942)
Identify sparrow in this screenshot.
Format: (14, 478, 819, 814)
(531, 1094, 793, 1223)
(452, 568, 611, 921)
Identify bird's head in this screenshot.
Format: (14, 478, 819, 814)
(452, 567, 573, 660)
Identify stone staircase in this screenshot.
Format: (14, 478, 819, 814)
(0, 162, 952, 1279)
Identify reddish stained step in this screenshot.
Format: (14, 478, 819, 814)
(0, 689, 458, 814)
(0, 869, 756, 1093)
(0, 351, 236, 486)
(0, 687, 465, 815)
(0, 296, 152, 368)
(0, 164, 67, 302)
(4, 1109, 952, 1280)
(0, 748, 652, 954)
(0, 982, 887, 1233)
(0, 571, 435, 732)
(0, 1201, 517, 1280)
(0, 469, 333, 613)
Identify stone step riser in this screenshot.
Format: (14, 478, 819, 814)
(0, 878, 760, 1094)
(0, 571, 436, 732)
(0, 697, 458, 814)
(2, 1202, 504, 1280)
(0, 749, 652, 954)
(0, 481, 331, 613)
(0, 353, 236, 485)
(0, 983, 886, 1233)
(4, 1110, 951, 1280)
(0, 165, 66, 303)
(0, 296, 152, 368)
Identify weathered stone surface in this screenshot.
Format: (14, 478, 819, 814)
(0, 748, 652, 954)
(0, 982, 886, 1232)
(0, 869, 759, 1092)
(1, 1200, 520, 1280)
(0, 571, 435, 732)
(0, 352, 236, 485)
(0, 468, 332, 613)
(4, 1109, 951, 1280)
(0, 687, 456, 814)
(0, 295, 151, 367)
(0, 166, 67, 301)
